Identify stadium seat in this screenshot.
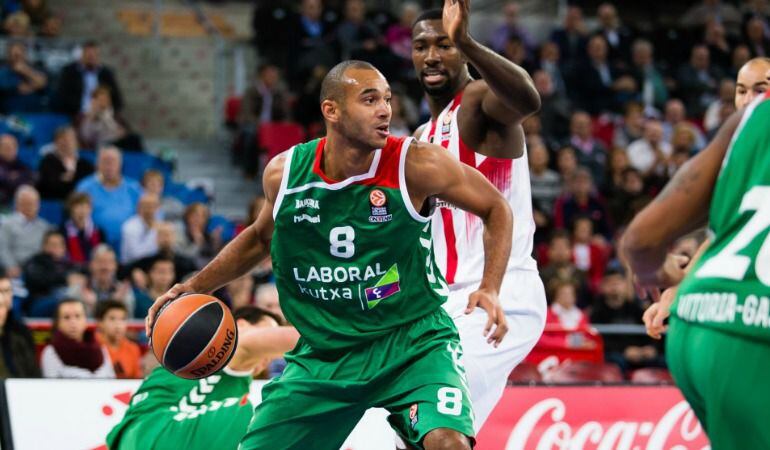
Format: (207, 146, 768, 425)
(545, 361, 624, 383)
(39, 199, 65, 226)
(207, 214, 236, 242)
(258, 122, 306, 161)
(17, 146, 41, 170)
(526, 325, 605, 365)
(19, 113, 70, 148)
(508, 361, 542, 383)
(630, 367, 674, 384)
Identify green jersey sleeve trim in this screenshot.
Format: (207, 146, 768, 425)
(272, 146, 296, 220)
(398, 137, 430, 223)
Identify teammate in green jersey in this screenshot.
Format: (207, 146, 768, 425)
(146, 60, 513, 450)
(623, 76, 770, 450)
(107, 306, 299, 450)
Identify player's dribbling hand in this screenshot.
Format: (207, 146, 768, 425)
(145, 283, 192, 335)
(466, 288, 508, 347)
(642, 287, 676, 339)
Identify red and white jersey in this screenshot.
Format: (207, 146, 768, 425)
(419, 91, 538, 288)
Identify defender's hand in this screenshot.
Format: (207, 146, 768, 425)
(642, 287, 675, 339)
(443, 0, 472, 46)
(145, 282, 193, 335)
(466, 288, 508, 347)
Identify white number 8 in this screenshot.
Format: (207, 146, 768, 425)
(437, 387, 462, 416)
(330, 226, 355, 258)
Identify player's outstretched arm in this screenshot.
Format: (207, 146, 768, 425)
(228, 326, 300, 372)
(146, 154, 286, 333)
(622, 111, 742, 288)
(444, 0, 540, 136)
(406, 140, 512, 345)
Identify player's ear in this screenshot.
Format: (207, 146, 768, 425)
(321, 99, 340, 123)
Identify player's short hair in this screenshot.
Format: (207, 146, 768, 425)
(233, 305, 282, 326)
(95, 299, 128, 321)
(412, 8, 442, 29)
(319, 60, 378, 103)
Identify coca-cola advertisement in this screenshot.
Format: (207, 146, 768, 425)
(476, 387, 710, 450)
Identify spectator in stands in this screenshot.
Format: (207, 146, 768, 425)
(140, 170, 184, 222)
(95, 300, 141, 378)
(626, 118, 672, 177)
(385, 2, 420, 62)
(61, 192, 103, 268)
(130, 222, 196, 283)
(677, 45, 722, 118)
(529, 141, 561, 215)
(661, 99, 706, 150)
(744, 16, 770, 57)
(389, 91, 418, 137)
(238, 63, 291, 176)
(681, 0, 741, 35)
(132, 257, 175, 320)
(704, 78, 736, 132)
(489, 2, 535, 55)
(255, 282, 284, 323)
(590, 264, 661, 373)
(730, 44, 753, 78)
(546, 278, 590, 329)
(536, 41, 568, 96)
(576, 34, 637, 115)
(565, 111, 607, 187)
(286, 0, 338, 90)
(76, 146, 142, 250)
(629, 39, 668, 112)
(608, 167, 652, 229)
(671, 123, 700, 157)
(22, 230, 74, 316)
(224, 274, 255, 310)
(55, 40, 124, 118)
(0, 185, 49, 278)
(704, 20, 732, 72)
(3, 11, 32, 37)
(78, 86, 144, 151)
(555, 145, 579, 182)
(735, 57, 770, 109)
(571, 216, 608, 293)
(0, 40, 47, 113)
(0, 268, 40, 378)
(533, 69, 571, 143)
(295, 63, 327, 128)
(176, 202, 222, 268)
(594, 2, 633, 66)
(549, 5, 588, 69)
(553, 168, 612, 238)
(0, 133, 34, 208)
(539, 230, 591, 307)
(502, 35, 535, 74)
(41, 298, 115, 378)
(604, 147, 631, 192)
(37, 126, 94, 200)
(67, 244, 135, 317)
(120, 193, 160, 265)
(336, 0, 380, 60)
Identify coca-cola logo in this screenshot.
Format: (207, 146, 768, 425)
(505, 398, 709, 450)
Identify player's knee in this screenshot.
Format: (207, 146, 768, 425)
(422, 428, 472, 450)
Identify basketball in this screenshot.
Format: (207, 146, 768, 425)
(150, 294, 238, 380)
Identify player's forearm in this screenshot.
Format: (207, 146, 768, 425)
(479, 199, 513, 293)
(456, 37, 540, 117)
(187, 226, 269, 294)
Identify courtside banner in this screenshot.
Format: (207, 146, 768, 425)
(476, 386, 710, 450)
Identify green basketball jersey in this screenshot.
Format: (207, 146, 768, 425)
(674, 93, 770, 342)
(271, 136, 449, 351)
(106, 367, 253, 448)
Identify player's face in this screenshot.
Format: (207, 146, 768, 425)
(338, 68, 392, 149)
(735, 61, 770, 109)
(412, 19, 464, 97)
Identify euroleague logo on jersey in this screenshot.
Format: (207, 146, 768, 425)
(369, 189, 392, 223)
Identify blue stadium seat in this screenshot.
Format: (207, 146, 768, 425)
(18, 113, 70, 148)
(207, 214, 235, 242)
(17, 146, 41, 170)
(39, 199, 65, 226)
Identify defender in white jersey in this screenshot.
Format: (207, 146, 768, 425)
(411, 2, 547, 430)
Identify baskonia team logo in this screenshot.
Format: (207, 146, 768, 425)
(369, 189, 392, 223)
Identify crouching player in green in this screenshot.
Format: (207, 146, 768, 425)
(623, 90, 770, 449)
(106, 306, 299, 450)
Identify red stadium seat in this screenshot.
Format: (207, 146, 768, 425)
(508, 362, 543, 383)
(545, 361, 624, 383)
(526, 325, 605, 365)
(630, 367, 674, 384)
(258, 121, 306, 161)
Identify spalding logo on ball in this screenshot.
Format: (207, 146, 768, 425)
(150, 294, 238, 379)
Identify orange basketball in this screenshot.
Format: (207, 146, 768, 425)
(150, 294, 238, 379)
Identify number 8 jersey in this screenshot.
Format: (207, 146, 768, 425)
(675, 92, 770, 342)
(270, 136, 449, 351)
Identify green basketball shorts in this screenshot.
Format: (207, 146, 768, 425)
(238, 308, 476, 450)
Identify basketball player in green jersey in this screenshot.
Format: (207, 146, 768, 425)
(107, 306, 299, 450)
(147, 60, 513, 449)
(623, 84, 770, 449)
